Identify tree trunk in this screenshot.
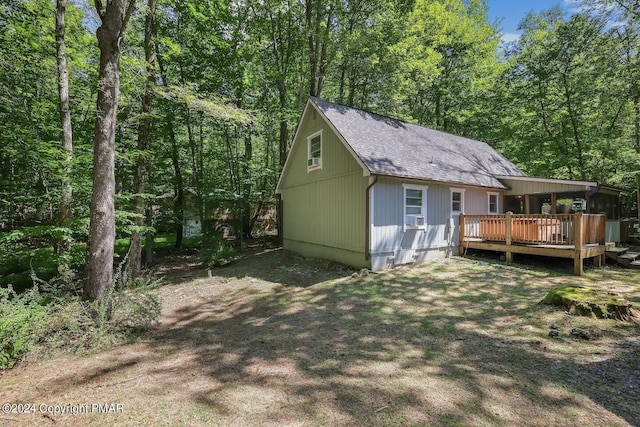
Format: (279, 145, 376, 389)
(637, 174, 640, 220)
(85, 0, 137, 302)
(198, 115, 205, 226)
(128, 0, 156, 279)
(562, 72, 586, 180)
(144, 204, 154, 265)
(55, 0, 73, 230)
(170, 117, 184, 249)
(276, 80, 289, 245)
(157, 51, 184, 249)
(633, 91, 640, 154)
(305, 0, 333, 97)
(85, 0, 136, 301)
(306, 0, 317, 96)
(242, 129, 252, 238)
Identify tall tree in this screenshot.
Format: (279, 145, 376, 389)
(128, 0, 157, 278)
(306, 0, 336, 97)
(55, 0, 73, 229)
(85, 0, 137, 302)
(391, 0, 500, 131)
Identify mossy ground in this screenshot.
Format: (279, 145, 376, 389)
(541, 286, 638, 320)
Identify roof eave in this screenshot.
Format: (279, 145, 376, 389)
(371, 172, 508, 190)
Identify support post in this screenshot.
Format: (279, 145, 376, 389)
(551, 193, 557, 214)
(505, 211, 513, 264)
(574, 212, 583, 276)
(593, 254, 603, 267)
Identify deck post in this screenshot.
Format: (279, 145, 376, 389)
(459, 214, 465, 255)
(594, 254, 602, 267)
(505, 211, 513, 264)
(573, 212, 583, 276)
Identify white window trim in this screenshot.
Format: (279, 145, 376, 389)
(450, 188, 466, 216)
(403, 183, 428, 232)
(487, 192, 500, 214)
(307, 130, 323, 172)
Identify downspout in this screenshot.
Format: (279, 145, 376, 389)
(365, 175, 379, 261)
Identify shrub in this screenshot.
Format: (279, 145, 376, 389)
(0, 286, 47, 369)
(1, 280, 162, 369)
(200, 233, 236, 267)
(110, 291, 162, 333)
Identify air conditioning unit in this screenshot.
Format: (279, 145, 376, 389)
(407, 215, 424, 227)
(308, 157, 321, 167)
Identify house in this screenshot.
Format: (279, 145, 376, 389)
(275, 97, 622, 271)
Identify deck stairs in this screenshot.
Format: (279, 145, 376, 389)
(605, 245, 640, 269)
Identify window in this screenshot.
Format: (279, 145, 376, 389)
(488, 192, 499, 214)
(307, 130, 322, 172)
(450, 188, 465, 215)
(403, 184, 428, 231)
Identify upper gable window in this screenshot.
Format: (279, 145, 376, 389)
(450, 188, 465, 215)
(307, 130, 322, 172)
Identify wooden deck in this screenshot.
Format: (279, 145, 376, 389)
(460, 212, 606, 275)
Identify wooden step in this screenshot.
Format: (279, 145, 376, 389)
(618, 252, 640, 266)
(630, 260, 640, 269)
(605, 247, 629, 261)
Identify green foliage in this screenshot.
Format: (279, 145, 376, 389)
(481, 6, 639, 203)
(0, 282, 162, 370)
(199, 232, 237, 266)
(3, 0, 640, 309)
(0, 286, 47, 369)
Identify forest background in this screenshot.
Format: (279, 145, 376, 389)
(1, 0, 639, 298)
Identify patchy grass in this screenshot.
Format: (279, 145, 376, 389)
(0, 251, 639, 426)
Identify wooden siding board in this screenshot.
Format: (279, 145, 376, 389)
(280, 106, 368, 260)
(279, 108, 363, 189)
(371, 178, 496, 257)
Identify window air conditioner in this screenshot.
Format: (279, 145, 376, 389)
(308, 157, 320, 167)
(412, 216, 425, 226)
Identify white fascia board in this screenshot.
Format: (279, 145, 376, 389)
(275, 100, 312, 194)
(310, 101, 371, 177)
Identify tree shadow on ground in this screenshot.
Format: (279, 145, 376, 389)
(52, 254, 640, 425)
(157, 247, 356, 288)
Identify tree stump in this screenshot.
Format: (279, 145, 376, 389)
(540, 286, 639, 321)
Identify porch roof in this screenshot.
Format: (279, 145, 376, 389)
(497, 176, 625, 196)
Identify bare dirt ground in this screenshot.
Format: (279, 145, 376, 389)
(1, 249, 639, 427)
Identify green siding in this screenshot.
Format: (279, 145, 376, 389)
(279, 104, 369, 267)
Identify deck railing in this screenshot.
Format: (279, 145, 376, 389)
(460, 212, 606, 247)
